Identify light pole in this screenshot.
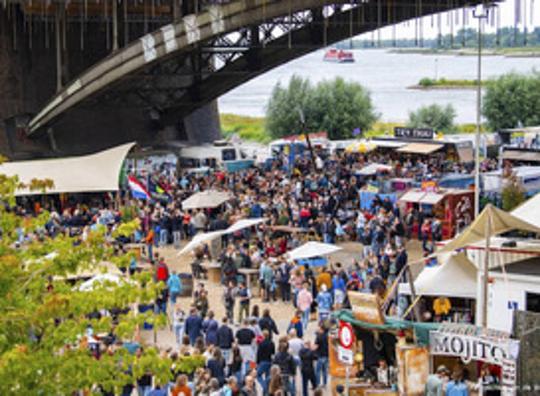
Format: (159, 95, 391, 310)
(472, 4, 492, 218)
(472, 3, 495, 330)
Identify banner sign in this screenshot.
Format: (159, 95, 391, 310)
(394, 127, 434, 140)
(429, 330, 520, 366)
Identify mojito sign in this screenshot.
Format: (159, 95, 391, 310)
(429, 330, 520, 366)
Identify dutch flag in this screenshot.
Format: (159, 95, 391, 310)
(128, 175, 151, 200)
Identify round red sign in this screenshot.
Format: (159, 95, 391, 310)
(338, 321, 355, 349)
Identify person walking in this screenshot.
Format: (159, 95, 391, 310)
(259, 308, 279, 340)
(202, 311, 219, 346)
(299, 340, 318, 396)
(314, 323, 329, 387)
(223, 281, 236, 323)
(296, 282, 313, 331)
(172, 305, 186, 347)
(217, 317, 234, 364)
(235, 319, 256, 380)
(315, 284, 333, 323)
(236, 282, 251, 325)
(207, 347, 227, 386)
(167, 271, 182, 304)
(185, 308, 203, 346)
(273, 342, 297, 396)
(256, 330, 276, 394)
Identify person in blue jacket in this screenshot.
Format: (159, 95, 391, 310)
(184, 308, 203, 345)
(166, 271, 182, 304)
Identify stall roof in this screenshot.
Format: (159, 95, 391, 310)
(371, 139, 407, 148)
(396, 142, 444, 154)
(399, 253, 477, 298)
(502, 150, 540, 162)
(334, 310, 440, 345)
(0, 142, 135, 196)
(357, 163, 393, 176)
(513, 191, 540, 228)
(399, 190, 426, 203)
(421, 192, 446, 205)
(399, 189, 445, 205)
(287, 241, 342, 260)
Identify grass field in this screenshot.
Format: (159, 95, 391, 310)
(220, 113, 482, 143)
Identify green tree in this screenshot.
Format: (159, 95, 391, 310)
(0, 168, 174, 393)
(310, 77, 378, 140)
(501, 172, 526, 211)
(406, 104, 456, 133)
(265, 75, 315, 139)
(482, 72, 540, 131)
(265, 75, 378, 140)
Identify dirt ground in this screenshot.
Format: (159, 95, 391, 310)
(140, 239, 425, 349)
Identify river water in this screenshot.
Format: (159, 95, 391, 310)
(218, 48, 540, 123)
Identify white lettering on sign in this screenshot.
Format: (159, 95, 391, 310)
(183, 15, 200, 44)
(161, 24, 178, 53)
(429, 331, 520, 366)
(208, 5, 225, 34)
(141, 34, 157, 62)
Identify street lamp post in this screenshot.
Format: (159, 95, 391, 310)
(472, 3, 495, 330)
(472, 4, 491, 218)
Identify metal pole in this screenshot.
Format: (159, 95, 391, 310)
(112, 0, 119, 51)
(482, 211, 491, 328)
(55, 6, 63, 92)
(473, 6, 487, 218)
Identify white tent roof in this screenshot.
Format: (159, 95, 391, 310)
(512, 191, 540, 228)
(78, 273, 123, 292)
(287, 241, 342, 260)
(182, 190, 232, 210)
(0, 142, 135, 196)
(224, 218, 267, 234)
(357, 163, 393, 176)
(178, 230, 223, 256)
(177, 218, 267, 256)
(399, 252, 477, 298)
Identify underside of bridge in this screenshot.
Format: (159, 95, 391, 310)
(0, 0, 479, 158)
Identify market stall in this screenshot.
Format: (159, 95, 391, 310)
(399, 187, 474, 238)
(330, 292, 439, 396)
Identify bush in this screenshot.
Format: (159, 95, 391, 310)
(419, 77, 435, 87)
(407, 104, 456, 133)
(483, 71, 540, 130)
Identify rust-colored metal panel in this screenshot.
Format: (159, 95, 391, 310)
(396, 345, 429, 396)
(348, 291, 385, 325)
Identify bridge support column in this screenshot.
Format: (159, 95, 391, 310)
(183, 100, 222, 144)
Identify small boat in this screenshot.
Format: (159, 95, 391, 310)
(323, 48, 355, 63)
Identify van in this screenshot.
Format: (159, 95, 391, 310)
(179, 141, 254, 173)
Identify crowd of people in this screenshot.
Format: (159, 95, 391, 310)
(11, 147, 494, 395)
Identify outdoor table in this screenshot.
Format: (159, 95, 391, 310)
(237, 268, 260, 296)
(201, 261, 221, 283)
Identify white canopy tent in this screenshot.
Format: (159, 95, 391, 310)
(357, 163, 393, 176)
(178, 230, 224, 256)
(223, 218, 267, 234)
(512, 191, 540, 228)
(177, 218, 266, 256)
(0, 142, 135, 196)
(287, 241, 342, 260)
(181, 190, 232, 210)
(399, 253, 477, 299)
(78, 274, 124, 292)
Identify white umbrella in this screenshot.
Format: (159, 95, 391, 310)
(224, 218, 267, 234)
(177, 230, 224, 256)
(78, 273, 124, 292)
(182, 190, 232, 210)
(357, 163, 392, 176)
(286, 241, 342, 260)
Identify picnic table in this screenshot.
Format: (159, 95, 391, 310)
(201, 261, 222, 283)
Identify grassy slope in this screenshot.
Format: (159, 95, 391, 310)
(220, 113, 478, 143)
